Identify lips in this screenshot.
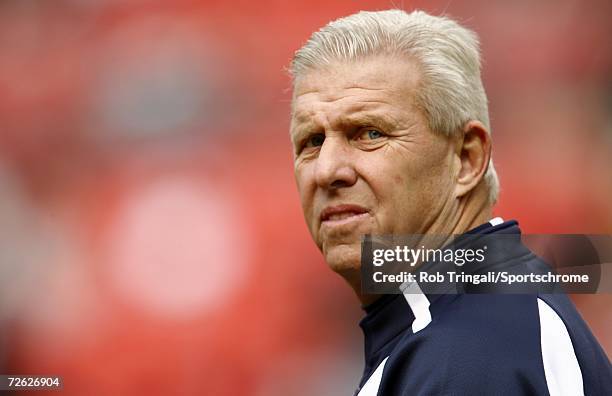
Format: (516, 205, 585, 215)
(320, 204, 369, 223)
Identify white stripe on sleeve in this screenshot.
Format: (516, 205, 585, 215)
(357, 357, 389, 396)
(537, 298, 584, 396)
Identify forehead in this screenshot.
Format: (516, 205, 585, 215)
(291, 55, 421, 121)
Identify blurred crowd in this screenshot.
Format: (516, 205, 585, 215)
(0, 1, 610, 395)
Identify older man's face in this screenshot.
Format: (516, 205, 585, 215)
(291, 56, 456, 274)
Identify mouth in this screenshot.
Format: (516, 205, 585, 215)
(320, 204, 369, 225)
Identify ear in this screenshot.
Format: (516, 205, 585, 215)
(453, 120, 491, 199)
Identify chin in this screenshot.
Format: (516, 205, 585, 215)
(324, 243, 362, 274)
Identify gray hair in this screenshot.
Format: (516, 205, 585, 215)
(289, 9, 499, 204)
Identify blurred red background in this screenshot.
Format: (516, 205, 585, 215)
(0, 0, 610, 395)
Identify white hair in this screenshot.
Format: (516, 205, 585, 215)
(289, 9, 500, 204)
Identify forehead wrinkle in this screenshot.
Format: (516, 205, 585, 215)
(294, 85, 388, 106)
(293, 84, 411, 119)
(291, 76, 417, 139)
(299, 95, 389, 117)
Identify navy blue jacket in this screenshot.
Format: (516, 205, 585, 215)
(355, 220, 612, 395)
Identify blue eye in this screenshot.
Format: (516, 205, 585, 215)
(367, 130, 382, 139)
(360, 129, 383, 140)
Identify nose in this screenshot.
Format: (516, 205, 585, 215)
(315, 136, 358, 189)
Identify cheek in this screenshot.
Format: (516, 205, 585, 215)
(294, 166, 316, 223)
(377, 157, 450, 216)
(358, 154, 412, 204)
(397, 143, 453, 193)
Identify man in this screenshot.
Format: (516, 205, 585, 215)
(288, 9, 611, 396)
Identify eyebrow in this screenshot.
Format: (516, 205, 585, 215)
(292, 111, 397, 135)
(341, 112, 398, 131)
